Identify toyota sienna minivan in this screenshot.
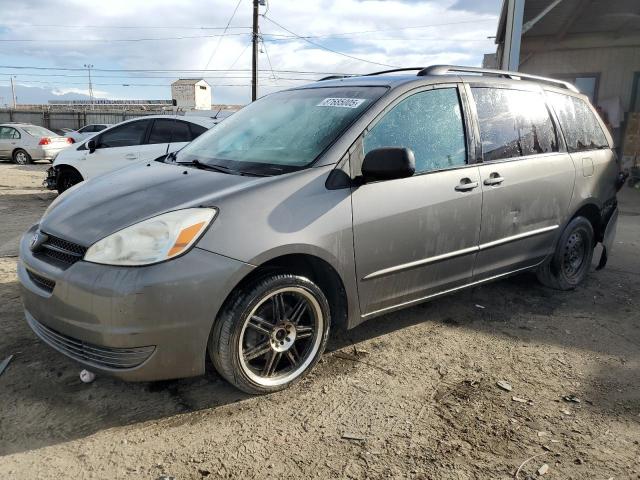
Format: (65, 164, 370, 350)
(19, 65, 622, 394)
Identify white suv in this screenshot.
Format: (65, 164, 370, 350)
(47, 115, 218, 193)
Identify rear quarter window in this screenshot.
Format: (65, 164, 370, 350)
(547, 92, 609, 152)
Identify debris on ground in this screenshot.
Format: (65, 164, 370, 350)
(512, 396, 528, 403)
(341, 432, 366, 442)
(562, 394, 581, 403)
(560, 409, 571, 415)
(537, 463, 549, 475)
(0, 354, 13, 377)
(352, 345, 370, 357)
(496, 380, 512, 392)
(79, 369, 96, 383)
(475, 304, 486, 309)
(514, 453, 547, 479)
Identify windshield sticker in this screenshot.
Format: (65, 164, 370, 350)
(316, 98, 366, 108)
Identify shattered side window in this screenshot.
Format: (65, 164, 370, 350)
(547, 92, 609, 152)
(363, 88, 467, 174)
(472, 87, 558, 161)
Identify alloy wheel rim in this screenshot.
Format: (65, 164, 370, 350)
(16, 152, 27, 164)
(238, 286, 323, 387)
(562, 230, 586, 278)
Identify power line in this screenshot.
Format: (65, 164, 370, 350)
(259, 28, 277, 81)
(0, 72, 312, 80)
(262, 16, 398, 68)
(3, 18, 494, 35)
(0, 32, 250, 43)
(203, 0, 244, 70)
(4, 24, 251, 30)
(0, 65, 358, 75)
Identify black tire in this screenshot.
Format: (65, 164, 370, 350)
(13, 149, 32, 165)
(57, 168, 83, 194)
(209, 274, 331, 395)
(536, 216, 595, 290)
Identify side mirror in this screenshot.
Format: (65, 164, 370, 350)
(87, 139, 96, 154)
(361, 147, 415, 182)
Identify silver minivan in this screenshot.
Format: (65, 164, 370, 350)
(18, 66, 622, 394)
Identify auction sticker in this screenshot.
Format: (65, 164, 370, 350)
(317, 98, 366, 108)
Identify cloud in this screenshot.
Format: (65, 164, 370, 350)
(0, 0, 501, 104)
(51, 87, 109, 98)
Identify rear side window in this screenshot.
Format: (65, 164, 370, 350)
(547, 92, 608, 152)
(147, 119, 175, 145)
(171, 121, 192, 143)
(98, 119, 150, 148)
(0, 127, 19, 139)
(472, 88, 558, 161)
(363, 88, 467, 174)
(189, 123, 208, 139)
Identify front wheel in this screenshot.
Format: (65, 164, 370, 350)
(13, 149, 32, 165)
(57, 168, 83, 194)
(536, 216, 595, 290)
(209, 274, 330, 394)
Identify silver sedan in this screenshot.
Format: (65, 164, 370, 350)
(0, 123, 73, 164)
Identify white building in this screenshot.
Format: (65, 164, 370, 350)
(171, 79, 212, 110)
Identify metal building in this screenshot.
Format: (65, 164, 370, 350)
(488, 0, 640, 163)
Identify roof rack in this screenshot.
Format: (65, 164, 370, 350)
(418, 65, 579, 93)
(364, 68, 425, 76)
(318, 75, 353, 81)
(319, 68, 424, 81)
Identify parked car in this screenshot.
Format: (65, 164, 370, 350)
(19, 65, 623, 395)
(64, 124, 113, 143)
(0, 123, 73, 164)
(46, 115, 216, 193)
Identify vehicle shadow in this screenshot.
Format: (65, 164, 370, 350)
(1, 258, 637, 457)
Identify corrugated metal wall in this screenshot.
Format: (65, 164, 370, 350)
(0, 109, 182, 132)
(520, 45, 640, 110)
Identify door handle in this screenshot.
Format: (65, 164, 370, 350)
(124, 154, 137, 160)
(455, 178, 479, 192)
(483, 173, 504, 186)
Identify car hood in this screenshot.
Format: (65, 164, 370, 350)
(40, 162, 263, 246)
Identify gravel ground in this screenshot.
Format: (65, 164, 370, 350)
(0, 163, 638, 479)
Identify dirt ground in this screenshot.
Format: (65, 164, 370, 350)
(0, 162, 638, 480)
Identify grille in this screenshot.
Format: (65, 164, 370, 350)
(39, 233, 87, 266)
(28, 315, 155, 370)
(26, 269, 56, 293)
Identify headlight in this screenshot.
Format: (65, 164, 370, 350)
(84, 208, 217, 266)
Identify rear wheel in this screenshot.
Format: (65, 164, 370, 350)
(57, 168, 83, 194)
(209, 274, 330, 394)
(13, 149, 32, 165)
(536, 216, 595, 290)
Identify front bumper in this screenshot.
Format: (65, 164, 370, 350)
(18, 225, 254, 381)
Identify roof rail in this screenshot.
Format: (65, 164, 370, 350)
(418, 65, 579, 93)
(318, 75, 354, 81)
(364, 67, 425, 76)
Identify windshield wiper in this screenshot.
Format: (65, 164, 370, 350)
(187, 159, 237, 174)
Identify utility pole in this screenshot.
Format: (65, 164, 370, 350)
(251, 0, 259, 101)
(84, 64, 94, 109)
(10, 76, 17, 109)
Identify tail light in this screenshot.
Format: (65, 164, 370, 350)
(38, 137, 51, 146)
(66, 137, 74, 144)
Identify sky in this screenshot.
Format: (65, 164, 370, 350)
(0, 0, 502, 106)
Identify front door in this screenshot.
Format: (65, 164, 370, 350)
(469, 86, 575, 280)
(351, 86, 482, 317)
(84, 118, 151, 178)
